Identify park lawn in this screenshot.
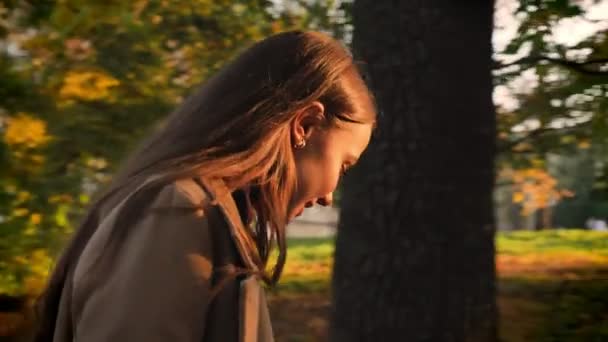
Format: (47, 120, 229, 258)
(268, 230, 608, 342)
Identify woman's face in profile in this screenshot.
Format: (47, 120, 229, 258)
(289, 103, 373, 221)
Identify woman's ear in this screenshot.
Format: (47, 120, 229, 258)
(291, 101, 325, 144)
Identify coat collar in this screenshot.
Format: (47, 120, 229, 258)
(195, 176, 261, 272)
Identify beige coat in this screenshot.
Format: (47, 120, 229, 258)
(51, 176, 274, 342)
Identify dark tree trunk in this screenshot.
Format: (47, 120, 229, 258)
(331, 1, 497, 341)
(534, 207, 552, 230)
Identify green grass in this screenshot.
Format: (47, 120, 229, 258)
(273, 238, 335, 294)
(284, 230, 608, 265)
(499, 276, 608, 342)
(273, 230, 608, 342)
(286, 238, 335, 262)
(279, 230, 608, 291)
(497, 230, 608, 256)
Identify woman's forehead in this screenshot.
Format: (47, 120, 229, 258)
(341, 73, 377, 122)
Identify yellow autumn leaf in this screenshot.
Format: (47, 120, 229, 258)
(30, 213, 42, 225)
(271, 21, 284, 34)
(512, 192, 525, 203)
(30, 154, 45, 164)
(23, 249, 53, 295)
(151, 14, 163, 24)
(510, 168, 573, 214)
(86, 157, 108, 169)
(24, 275, 46, 296)
(16, 191, 31, 203)
(23, 225, 37, 236)
(3, 113, 51, 148)
(49, 194, 74, 203)
(13, 208, 29, 217)
(59, 70, 120, 101)
(13, 256, 28, 265)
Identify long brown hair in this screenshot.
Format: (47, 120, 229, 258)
(34, 30, 375, 341)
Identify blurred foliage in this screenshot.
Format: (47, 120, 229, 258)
(496, 0, 608, 157)
(494, 0, 608, 205)
(0, 0, 349, 296)
(489, 0, 608, 225)
(500, 166, 574, 215)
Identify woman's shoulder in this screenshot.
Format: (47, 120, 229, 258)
(150, 177, 211, 212)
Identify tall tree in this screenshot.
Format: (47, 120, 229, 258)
(331, 1, 497, 341)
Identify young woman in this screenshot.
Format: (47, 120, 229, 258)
(34, 30, 376, 342)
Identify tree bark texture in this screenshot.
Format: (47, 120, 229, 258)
(331, 1, 497, 341)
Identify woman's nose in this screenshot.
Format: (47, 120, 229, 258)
(317, 193, 333, 207)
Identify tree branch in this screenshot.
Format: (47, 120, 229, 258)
(494, 55, 608, 76)
(498, 127, 553, 153)
(497, 120, 592, 154)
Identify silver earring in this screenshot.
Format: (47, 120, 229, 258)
(294, 139, 306, 149)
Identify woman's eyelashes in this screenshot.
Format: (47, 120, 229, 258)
(340, 164, 350, 177)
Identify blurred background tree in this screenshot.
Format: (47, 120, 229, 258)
(0, 0, 325, 296)
(494, 0, 608, 228)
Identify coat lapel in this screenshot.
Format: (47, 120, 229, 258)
(195, 176, 261, 272)
(194, 177, 275, 342)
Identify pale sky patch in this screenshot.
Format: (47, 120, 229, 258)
(493, 0, 608, 112)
